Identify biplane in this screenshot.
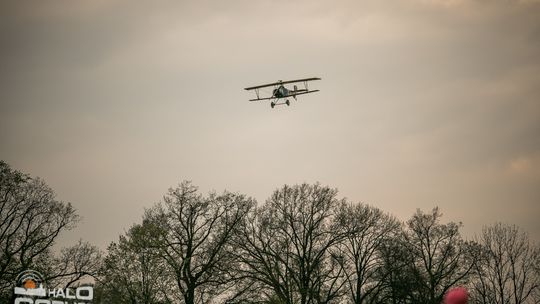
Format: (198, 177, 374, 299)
(244, 77, 321, 108)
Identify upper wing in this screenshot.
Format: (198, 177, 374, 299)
(244, 77, 321, 90)
(278, 77, 321, 86)
(245, 81, 282, 91)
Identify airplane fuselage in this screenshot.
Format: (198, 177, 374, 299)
(272, 85, 289, 98)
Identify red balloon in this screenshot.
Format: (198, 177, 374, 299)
(444, 287, 469, 304)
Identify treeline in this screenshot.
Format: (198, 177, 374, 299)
(1, 161, 539, 304)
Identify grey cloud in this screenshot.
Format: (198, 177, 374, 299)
(1, 0, 539, 248)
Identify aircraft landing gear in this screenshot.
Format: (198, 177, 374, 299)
(285, 100, 290, 106)
(270, 102, 275, 108)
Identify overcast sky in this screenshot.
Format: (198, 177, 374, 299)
(1, 0, 539, 248)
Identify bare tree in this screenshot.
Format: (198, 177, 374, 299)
(98, 223, 172, 304)
(0, 161, 79, 300)
(45, 240, 102, 289)
(401, 207, 478, 304)
(470, 223, 540, 304)
(235, 183, 348, 304)
(334, 203, 400, 304)
(377, 234, 417, 304)
(144, 181, 254, 304)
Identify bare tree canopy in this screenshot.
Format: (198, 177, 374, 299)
(234, 183, 349, 304)
(0, 160, 81, 300)
(97, 223, 172, 304)
(471, 223, 540, 304)
(46, 239, 102, 290)
(334, 203, 401, 304)
(142, 181, 254, 304)
(376, 208, 479, 304)
(403, 208, 479, 304)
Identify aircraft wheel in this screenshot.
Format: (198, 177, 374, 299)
(271, 102, 275, 108)
(286, 100, 290, 106)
